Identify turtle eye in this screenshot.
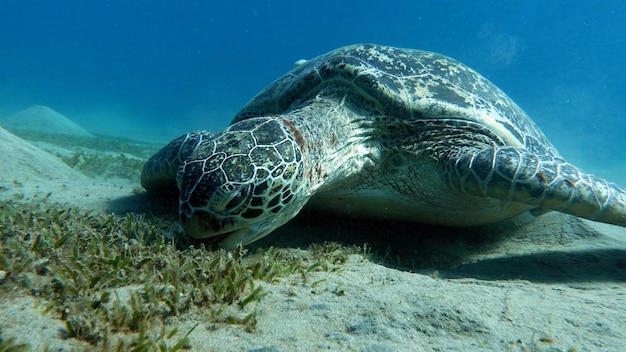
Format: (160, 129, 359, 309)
(210, 184, 252, 212)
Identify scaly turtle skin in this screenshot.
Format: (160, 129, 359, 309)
(142, 43, 626, 248)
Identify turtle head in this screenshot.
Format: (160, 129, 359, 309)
(177, 117, 307, 248)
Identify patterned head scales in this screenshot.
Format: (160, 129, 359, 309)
(177, 116, 306, 247)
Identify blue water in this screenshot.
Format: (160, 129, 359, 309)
(1, 1, 625, 181)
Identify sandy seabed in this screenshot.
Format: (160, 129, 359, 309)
(0, 107, 625, 351)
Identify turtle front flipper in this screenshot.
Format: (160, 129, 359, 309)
(141, 131, 215, 195)
(447, 146, 626, 226)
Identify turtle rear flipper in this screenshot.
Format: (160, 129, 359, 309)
(448, 146, 626, 226)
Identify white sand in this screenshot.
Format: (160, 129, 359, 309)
(0, 122, 625, 351)
(0, 105, 95, 138)
(0, 125, 141, 213)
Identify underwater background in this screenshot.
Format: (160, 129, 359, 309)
(1, 0, 625, 183)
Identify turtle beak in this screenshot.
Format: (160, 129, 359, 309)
(218, 224, 274, 249)
(217, 227, 254, 249)
(182, 210, 276, 248)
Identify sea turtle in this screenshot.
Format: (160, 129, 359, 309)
(141, 43, 626, 248)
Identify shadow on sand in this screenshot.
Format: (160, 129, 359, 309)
(252, 209, 626, 283)
(116, 192, 626, 284)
